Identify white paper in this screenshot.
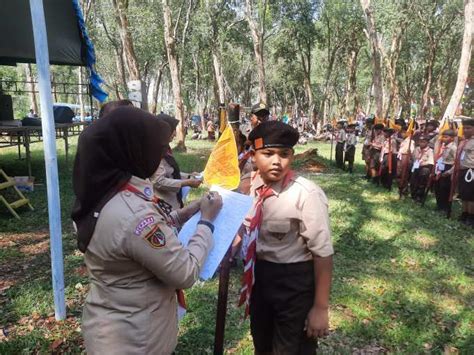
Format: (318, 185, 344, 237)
(412, 160, 420, 172)
(178, 185, 253, 280)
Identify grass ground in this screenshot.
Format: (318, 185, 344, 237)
(0, 136, 473, 354)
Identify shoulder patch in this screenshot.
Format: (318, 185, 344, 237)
(143, 225, 166, 249)
(134, 215, 156, 235)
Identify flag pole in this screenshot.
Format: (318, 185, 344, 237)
(213, 247, 232, 355)
(29, 0, 66, 320)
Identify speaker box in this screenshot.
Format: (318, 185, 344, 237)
(0, 95, 14, 121)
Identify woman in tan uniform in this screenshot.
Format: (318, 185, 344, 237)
(71, 107, 222, 354)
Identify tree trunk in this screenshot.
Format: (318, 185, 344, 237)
(212, 48, 226, 104)
(163, 0, 186, 150)
(419, 44, 436, 121)
(443, 0, 473, 120)
(78, 67, 85, 120)
(24, 64, 38, 114)
(111, 0, 146, 109)
(344, 49, 358, 117)
(150, 67, 164, 114)
(361, 0, 384, 119)
(245, 0, 267, 103)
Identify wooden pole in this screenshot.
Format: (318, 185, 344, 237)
(213, 247, 232, 355)
(29, 0, 66, 320)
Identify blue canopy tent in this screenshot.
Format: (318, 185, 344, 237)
(0, 0, 107, 320)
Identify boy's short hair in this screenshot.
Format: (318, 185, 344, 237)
(441, 129, 456, 137)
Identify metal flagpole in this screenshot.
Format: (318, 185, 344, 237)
(29, 0, 66, 320)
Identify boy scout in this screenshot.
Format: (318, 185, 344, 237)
(456, 119, 474, 225)
(335, 121, 346, 169)
(239, 121, 333, 355)
(250, 102, 270, 129)
(369, 123, 385, 184)
(397, 125, 415, 195)
(410, 135, 434, 202)
(344, 123, 357, 173)
(380, 128, 398, 191)
(434, 130, 457, 212)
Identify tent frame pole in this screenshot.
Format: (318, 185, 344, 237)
(29, 0, 66, 321)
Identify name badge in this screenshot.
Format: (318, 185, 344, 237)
(460, 151, 466, 161)
(436, 158, 445, 171)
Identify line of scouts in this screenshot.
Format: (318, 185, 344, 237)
(74, 102, 334, 354)
(335, 116, 474, 226)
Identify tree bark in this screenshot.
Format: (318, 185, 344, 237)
(111, 0, 146, 109)
(245, 0, 267, 103)
(163, 0, 186, 150)
(361, 0, 384, 119)
(24, 64, 38, 114)
(443, 0, 473, 120)
(212, 48, 226, 104)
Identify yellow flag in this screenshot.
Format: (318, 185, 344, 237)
(407, 119, 415, 136)
(458, 123, 463, 138)
(439, 119, 450, 134)
(203, 125, 240, 190)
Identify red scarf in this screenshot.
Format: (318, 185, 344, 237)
(238, 171, 294, 317)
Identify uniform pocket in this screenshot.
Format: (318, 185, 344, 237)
(264, 219, 291, 240)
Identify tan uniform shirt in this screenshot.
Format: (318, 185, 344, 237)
(413, 147, 434, 166)
(82, 176, 213, 355)
(439, 141, 457, 165)
(346, 133, 357, 146)
(382, 134, 398, 155)
(150, 159, 190, 210)
(336, 129, 346, 143)
(371, 132, 385, 150)
(460, 138, 474, 169)
(399, 137, 415, 155)
(245, 173, 333, 263)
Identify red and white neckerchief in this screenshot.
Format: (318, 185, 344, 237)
(238, 171, 294, 318)
(121, 182, 186, 317)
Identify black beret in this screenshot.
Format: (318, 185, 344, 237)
(251, 102, 270, 116)
(248, 121, 299, 150)
(157, 113, 179, 130)
(383, 127, 395, 134)
(418, 135, 429, 141)
(347, 123, 357, 128)
(337, 120, 346, 125)
(373, 123, 385, 130)
(462, 118, 474, 126)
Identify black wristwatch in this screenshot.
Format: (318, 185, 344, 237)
(198, 220, 215, 233)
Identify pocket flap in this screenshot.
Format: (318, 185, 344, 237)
(265, 220, 291, 233)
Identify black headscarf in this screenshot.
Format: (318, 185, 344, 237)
(71, 107, 171, 252)
(156, 113, 184, 208)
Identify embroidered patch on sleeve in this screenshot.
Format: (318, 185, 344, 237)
(144, 225, 167, 249)
(135, 215, 155, 235)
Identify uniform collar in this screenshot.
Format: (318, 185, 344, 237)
(251, 171, 295, 197)
(128, 176, 155, 200)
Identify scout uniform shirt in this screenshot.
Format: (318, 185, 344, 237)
(460, 137, 474, 169)
(150, 159, 191, 210)
(412, 146, 434, 167)
(371, 132, 385, 151)
(346, 132, 358, 147)
(245, 172, 333, 263)
(439, 141, 457, 165)
(336, 129, 346, 143)
(382, 134, 399, 155)
(399, 137, 415, 156)
(82, 176, 213, 355)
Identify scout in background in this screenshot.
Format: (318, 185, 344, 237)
(362, 118, 374, 179)
(410, 135, 434, 203)
(334, 121, 346, 169)
(379, 127, 398, 191)
(368, 123, 385, 184)
(249, 102, 270, 129)
(425, 120, 439, 150)
(456, 119, 474, 226)
(240, 121, 333, 355)
(344, 123, 357, 174)
(433, 129, 457, 213)
(151, 114, 202, 210)
(397, 124, 415, 196)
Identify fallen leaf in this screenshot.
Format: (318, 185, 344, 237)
(51, 338, 63, 351)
